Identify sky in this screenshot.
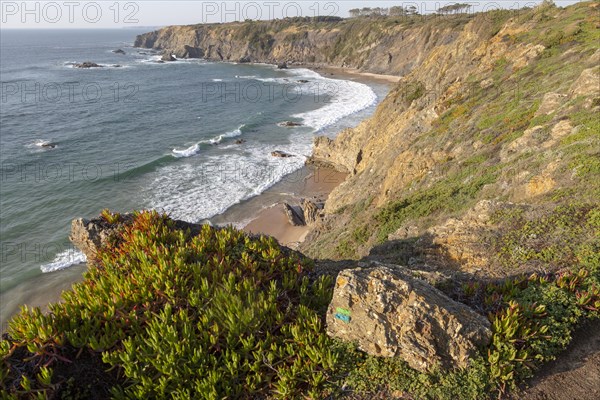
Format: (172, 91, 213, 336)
(0, 0, 587, 29)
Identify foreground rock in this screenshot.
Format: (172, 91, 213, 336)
(74, 62, 103, 69)
(326, 265, 492, 372)
(70, 214, 203, 262)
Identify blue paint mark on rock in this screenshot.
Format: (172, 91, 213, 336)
(334, 313, 351, 323)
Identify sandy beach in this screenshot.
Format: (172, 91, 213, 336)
(293, 64, 402, 84)
(211, 165, 347, 248)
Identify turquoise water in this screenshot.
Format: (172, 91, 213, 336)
(0, 29, 388, 326)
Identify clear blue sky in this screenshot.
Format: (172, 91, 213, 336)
(0, 1, 585, 29)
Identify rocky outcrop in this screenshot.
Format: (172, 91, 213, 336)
(161, 53, 176, 62)
(69, 216, 133, 262)
(301, 198, 322, 225)
(326, 265, 492, 371)
(173, 45, 204, 59)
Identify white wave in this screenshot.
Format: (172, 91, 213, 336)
(26, 139, 57, 150)
(172, 124, 245, 155)
(212, 78, 223, 82)
(290, 69, 377, 132)
(145, 68, 378, 223)
(172, 143, 200, 158)
(206, 124, 246, 144)
(40, 249, 86, 273)
(146, 135, 313, 223)
(235, 75, 257, 79)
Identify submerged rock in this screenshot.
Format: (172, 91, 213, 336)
(277, 121, 302, 127)
(271, 150, 294, 158)
(326, 265, 492, 371)
(277, 62, 288, 69)
(74, 62, 103, 69)
(112, 49, 126, 54)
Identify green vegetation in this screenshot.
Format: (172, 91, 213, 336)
(471, 267, 599, 394)
(375, 165, 498, 242)
(1, 210, 599, 398)
(492, 204, 600, 271)
(1, 211, 339, 399)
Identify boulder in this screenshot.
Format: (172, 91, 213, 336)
(326, 266, 492, 371)
(234, 139, 246, 145)
(297, 79, 309, 83)
(277, 62, 288, 69)
(238, 56, 251, 63)
(271, 150, 294, 158)
(112, 49, 126, 55)
(74, 62, 103, 68)
(282, 203, 305, 226)
(161, 53, 176, 62)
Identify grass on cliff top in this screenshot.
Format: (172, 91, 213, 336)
(2, 210, 599, 399)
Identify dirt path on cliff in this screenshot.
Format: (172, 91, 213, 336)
(512, 319, 600, 400)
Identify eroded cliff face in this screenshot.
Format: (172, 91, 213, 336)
(301, 2, 599, 277)
(135, 16, 486, 75)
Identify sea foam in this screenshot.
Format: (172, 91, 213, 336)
(40, 249, 87, 273)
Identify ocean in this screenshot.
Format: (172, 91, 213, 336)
(0, 28, 389, 327)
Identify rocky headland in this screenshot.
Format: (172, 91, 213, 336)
(2, 2, 598, 399)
